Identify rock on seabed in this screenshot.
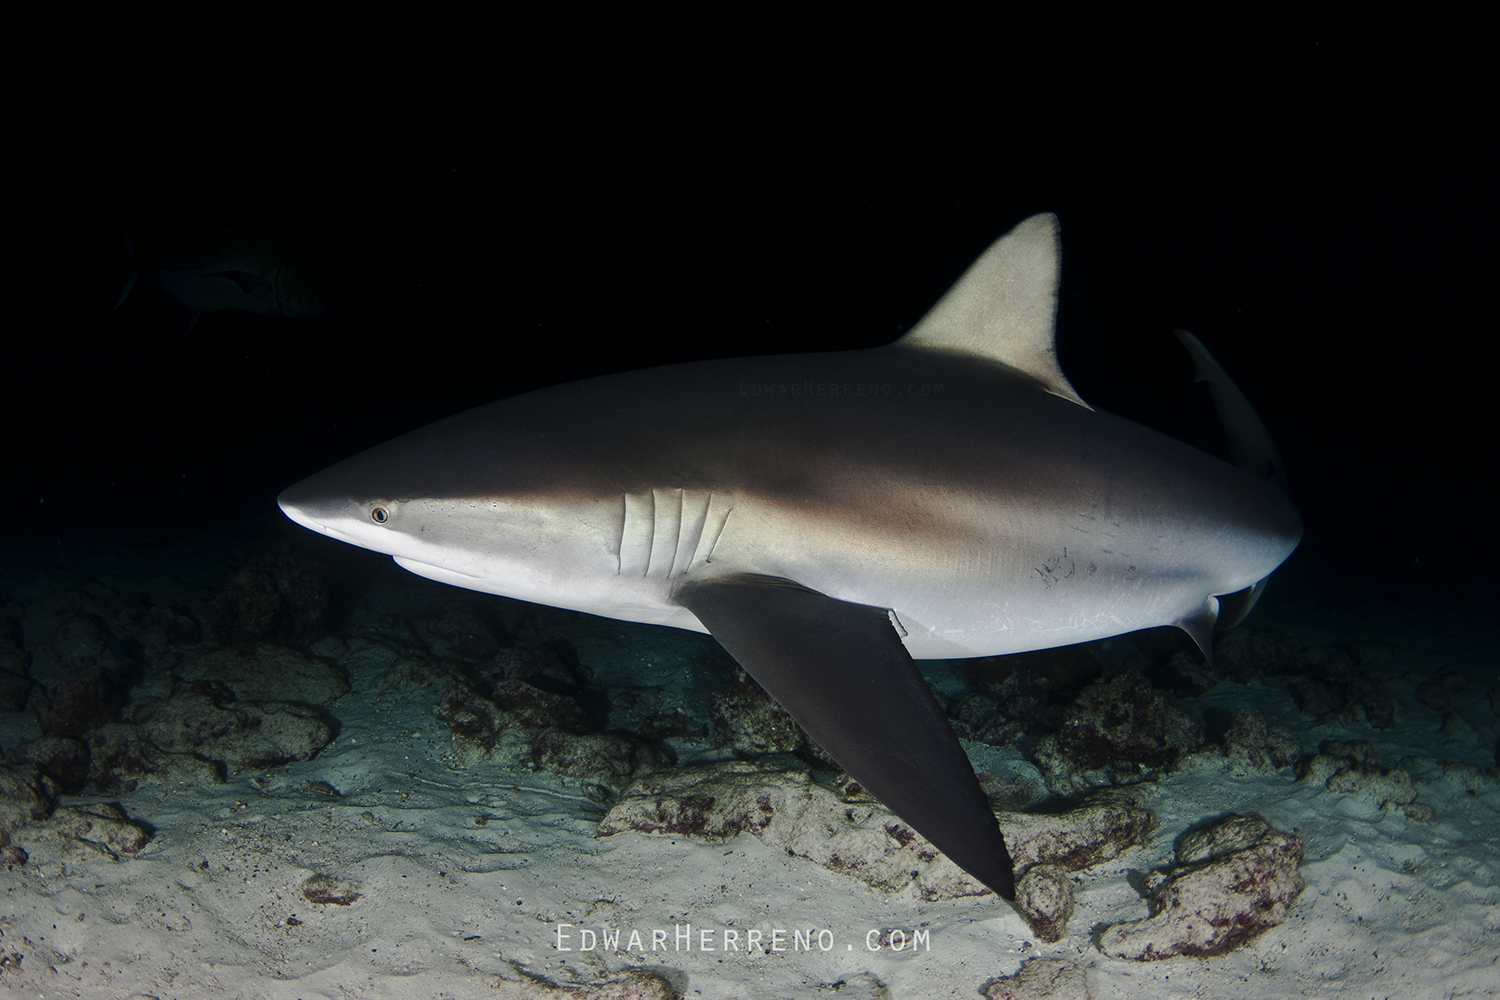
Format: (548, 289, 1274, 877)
(488, 968, 680, 999)
(1298, 739, 1433, 822)
(1100, 813, 1304, 960)
(1031, 670, 1203, 796)
(599, 762, 1152, 904)
(984, 958, 1091, 999)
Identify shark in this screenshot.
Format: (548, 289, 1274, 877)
(118, 228, 332, 338)
(277, 213, 1302, 900)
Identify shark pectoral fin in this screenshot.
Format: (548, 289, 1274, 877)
(1215, 577, 1268, 631)
(678, 574, 1015, 900)
(1174, 595, 1221, 666)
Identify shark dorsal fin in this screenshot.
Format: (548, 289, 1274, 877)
(898, 212, 1089, 409)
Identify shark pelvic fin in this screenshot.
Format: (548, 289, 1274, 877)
(678, 574, 1015, 900)
(1174, 595, 1221, 666)
(1174, 330, 1288, 496)
(899, 212, 1089, 410)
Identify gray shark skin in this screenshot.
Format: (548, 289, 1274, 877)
(278, 214, 1302, 901)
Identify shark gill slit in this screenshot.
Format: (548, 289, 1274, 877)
(691, 492, 733, 571)
(619, 490, 655, 575)
(671, 490, 710, 577)
(646, 488, 683, 578)
(620, 490, 733, 577)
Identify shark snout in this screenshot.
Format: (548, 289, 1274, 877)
(275, 469, 367, 537)
(276, 484, 328, 535)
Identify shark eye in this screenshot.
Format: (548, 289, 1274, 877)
(370, 505, 389, 524)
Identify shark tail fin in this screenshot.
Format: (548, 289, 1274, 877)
(1173, 330, 1288, 495)
(898, 213, 1090, 410)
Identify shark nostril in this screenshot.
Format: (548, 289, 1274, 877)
(371, 506, 389, 524)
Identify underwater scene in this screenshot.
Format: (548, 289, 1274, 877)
(2, 109, 1493, 999)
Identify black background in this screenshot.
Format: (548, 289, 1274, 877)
(9, 49, 1493, 624)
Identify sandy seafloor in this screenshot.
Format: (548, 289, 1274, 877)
(1, 516, 1496, 1000)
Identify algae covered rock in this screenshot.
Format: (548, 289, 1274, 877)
(0, 763, 154, 865)
(32, 663, 128, 738)
(176, 643, 349, 705)
(5, 736, 90, 788)
(0, 616, 32, 711)
(710, 666, 812, 756)
(124, 688, 333, 770)
(0, 762, 55, 864)
(1289, 658, 1396, 728)
(951, 646, 1106, 745)
(983, 959, 1091, 999)
(1415, 674, 1468, 712)
(1298, 740, 1431, 821)
(1147, 650, 1217, 699)
(607, 686, 709, 741)
(1211, 629, 1304, 684)
(1032, 670, 1203, 795)
(0, 763, 54, 831)
(1176, 813, 1273, 864)
(1222, 707, 1300, 772)
(1016, 864, 1074, 943)
(435, 680, 659, 788)
(51, 615, 115, 671)
(493, 678, 594, 732)
(0, 666, 30, 713)
(1100, 813, 1303, 960)
(84, 722, 226, 789)
(600, 762, 1152, 902)
(205, 556, 329, 647)
(1001, 794, 1155, 875)
(488, 968, 679, 1000)
(33, 804, 152, 861)
(145, 605, 203, 647)
(301, 873, 363, 905)
(532, 728, 664, 793)
(405, 602, 504, 663)
(0, 615, 29, 672)
(1174, 707, 1300, 777)
(434, 684, 520, 767)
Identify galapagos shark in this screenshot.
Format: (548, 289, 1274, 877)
(277, 214, 1302, 901)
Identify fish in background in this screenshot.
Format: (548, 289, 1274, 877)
(116, 228, 332, 339)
